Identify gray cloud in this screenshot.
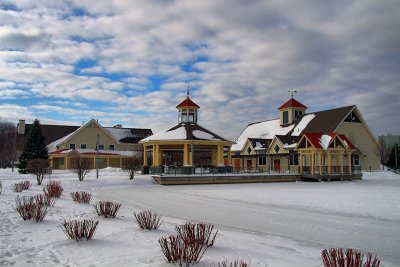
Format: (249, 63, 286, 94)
(0, 0, 399, 139)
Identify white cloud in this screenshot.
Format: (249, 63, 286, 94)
(0, 0, 399, 139)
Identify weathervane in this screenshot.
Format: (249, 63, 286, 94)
(187, 84, 191, 96)
(288, 89, 297, 98)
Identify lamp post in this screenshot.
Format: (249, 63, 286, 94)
(96, 133, 99, 179)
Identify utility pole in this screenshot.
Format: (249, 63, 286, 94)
(96, 133, 99, 179)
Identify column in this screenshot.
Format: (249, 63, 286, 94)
(311, 151, 315, 175)
(143, 145, 148, 166)
(318, 152, 322, 174)
(327, 152, 331, 174)
(217, 145, 224, 166)
(340, 151, 344, 174)
(183, 144, 189, 166)
(299, 151, 303, 174)
(227, 147, 232, 166)
(348, 152, 352, 174)
(93, 156, 96, 169)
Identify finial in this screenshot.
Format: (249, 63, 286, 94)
(187, 84, 191, 97)
(288, 89, 297, 98)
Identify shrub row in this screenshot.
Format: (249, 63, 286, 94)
(11, 180, 31, 192)
(93, 201, 121, 218)
(322, 248, 380, 267)
(159, 222, 218, 266)
(61, 219, 99, 241)
(43, 181, 63, 198)
(13, 195, 49, 222)
(70, 191, 93, 203)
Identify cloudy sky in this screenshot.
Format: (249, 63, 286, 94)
(0, 0, 399, 140)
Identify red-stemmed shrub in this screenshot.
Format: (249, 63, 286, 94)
(322, 248, 380, 267)
(61, 219, 99, 241)
(219, 260, 250, 267)
(133, 210, 162, 230)
(13, 196, 49, 222)
(175, 222, 218, 247)
(43, 181, 63, 198)
(159, 235, 208, 266)
(70, 191, 93, 203)
(11, 180, 31, 192)
(93, 201, 121, 218)
(32, 193, 57, 207)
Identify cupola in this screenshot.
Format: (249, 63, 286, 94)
(176, 92, 200, 124)
(278, 97, 307, 126)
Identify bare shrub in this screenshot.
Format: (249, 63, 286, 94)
(70, 191, 93, 203)
(13, 196, 49, 222)
(27, 159, 49, 185)
(219, 260, 250, 267)
(32, 193, 57, 207)
(93, 201, 121, 218)
(122, 153, 143, 180)
(70, 157, 91, 181)
(11, 183, 24, 192)
(133, 210, 162, 230)
(159, 235, 208, 266)
(43, 181, 63, 198)
(61, 219, 99, 241)
(322, 248, 380, 267)
(175, 222, 218, 248)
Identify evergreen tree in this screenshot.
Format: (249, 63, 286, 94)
(18, 119, 48, 174)
(387, 144, 399, 167)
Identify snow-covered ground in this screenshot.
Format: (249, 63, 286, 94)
(1, 168, 399, 266)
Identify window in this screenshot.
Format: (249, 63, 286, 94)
(289, 154, 298, 165)
(247, 147, 252, 154)
(283, 111, 288, 124)
(109, 145, 115, 150)
(295, 110, 302, 118)
(353, 154, 360, 166)
(274, 144, 280, 153)
(98, 144, 104, 150)
(69, 144, 75, 149)
(80, 144, 87, 149)
(344, 111, 361, 123)
(258, 156, 267, 165)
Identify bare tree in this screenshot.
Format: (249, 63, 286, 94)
(122, 152, 143, 180)
(0, 119, 17, 169)
(71, 157, 91, 181)
(27, 159, 50, 185)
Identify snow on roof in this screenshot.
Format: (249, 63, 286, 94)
(193, 130, 221, 140)
(47, 132, 75, 153)
(104, 127, 140, 141)
(140, 125, 187, 142)
(291, 114, 316, 136)
(283, 143, 297, 149)
(50, 149, 138, 156)
(319, 134, 333, 150)
(232, 119, 294, 151)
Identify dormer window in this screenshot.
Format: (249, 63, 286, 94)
(176, 94, 200, 124)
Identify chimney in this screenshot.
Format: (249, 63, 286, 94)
(113, 124, 122, 128)
(17, 119, 25, 135)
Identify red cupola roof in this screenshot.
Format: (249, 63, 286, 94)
(278, 98, 307, 110)
(176, 96, 200, 109)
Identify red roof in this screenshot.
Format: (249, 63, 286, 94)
(278, 98, 307, 110)
(176, 96, 200, 109)
(303, 132, 356, 150)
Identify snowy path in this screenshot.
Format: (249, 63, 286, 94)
(98, 183, 400, 266)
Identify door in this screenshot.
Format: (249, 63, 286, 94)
(234, 158, 241, 169)
(274, 159, 280, 172)
(247, 160, 252, 169)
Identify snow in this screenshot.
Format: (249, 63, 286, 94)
(291, 114, 316, 136)
(319, 134, 332, 150)
(232, 119, 294, 151)
(283, 143, 297, 149)
(47, 132, 75, 153)
(1, 169, 399, 266)
(140, 126, 187, 141)
(192, 130, 220, 140)
(104, 127, 132, 141)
